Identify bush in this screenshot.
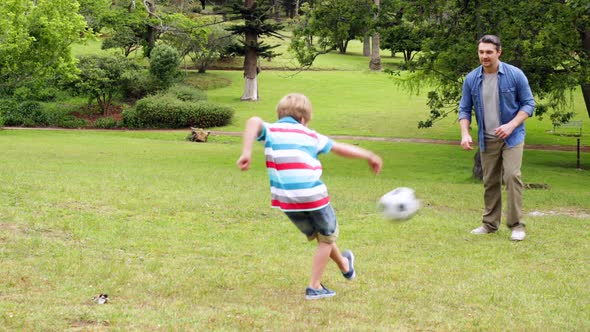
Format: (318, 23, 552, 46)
(0, 114, 4, 128)
(149, 44, 182, 91)
(125, 95, 233, 129)
(166, 85, 207, 102)
(1, 100, 47, 127)
(120, 70, 156, 101)
(43, 108, 87, 128)
(93, 116, 120, 129)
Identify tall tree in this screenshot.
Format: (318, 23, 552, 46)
(0, 0, 87, 96)
(226, 0, 283, 101)
(369, 0, 381, 70)
(290, 0, 372, 67)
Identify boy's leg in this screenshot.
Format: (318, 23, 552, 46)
(309, 241, 332, 289)
(329, 242, 349, 273)
(310, 242, 352, 289)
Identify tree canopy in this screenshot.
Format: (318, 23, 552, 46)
(0, 0, 87, 97)
(385, 0, 590, 127)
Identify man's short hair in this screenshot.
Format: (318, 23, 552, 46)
(478, 35, 502, 51)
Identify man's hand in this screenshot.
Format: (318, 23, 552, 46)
(461, 133, 474, 150)
(494, 123, 515, 139)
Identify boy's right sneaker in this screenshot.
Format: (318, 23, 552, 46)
(305, 284, 336, 300)
(341, 250, 355, 280)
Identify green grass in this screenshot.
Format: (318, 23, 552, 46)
(0, 129, 588, 330)
(2, 29, 588, 330)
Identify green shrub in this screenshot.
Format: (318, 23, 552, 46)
(1, 101, 48, 127)
(166, 84, 207, 102)
(120, 70, 156, 100)
(93, 116, 120, 129)
(126, 95, 233, 129)
(149, 44, 182, 91)
(0, 114, 4, 128)
(43, 109, 87, 128)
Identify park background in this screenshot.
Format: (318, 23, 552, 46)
(1, 0, 589, 330)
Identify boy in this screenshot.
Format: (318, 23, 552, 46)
(237, 93, 383, 300)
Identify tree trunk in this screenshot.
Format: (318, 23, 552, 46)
(145, 0, 156, 57)
(294, 0, 300, 17)
(369, 0, 381, 71)
(241, 0, 259, 101)
(363, 34, 371, 56)
(273, 0, 280, 21)
(580, 26, 590, 118)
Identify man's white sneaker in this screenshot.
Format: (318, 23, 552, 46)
(470, 226, 492, 234)
(510, 228, 526, 241)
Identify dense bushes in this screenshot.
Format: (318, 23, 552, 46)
(0, 101, 47, 127)
(0, 100, 87, 128)
(124, 94, 233, 129)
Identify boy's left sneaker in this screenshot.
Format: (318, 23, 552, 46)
(305, 284, 336, 300)
(341, 250, 355, 280)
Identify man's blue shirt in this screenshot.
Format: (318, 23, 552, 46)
(458, 61, 535, 151)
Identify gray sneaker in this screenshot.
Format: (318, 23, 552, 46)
(305, 284, 336, 300)
(341, 250, 355, 280)
(471, 226, 493, 234)
(510, 228, 526, 241)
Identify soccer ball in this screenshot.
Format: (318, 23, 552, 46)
(377, 187, 420, 221)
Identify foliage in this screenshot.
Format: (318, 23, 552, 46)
(289, 0, 373, 66)
(385, 0, 590, 127)
(69, 55, 142, 115)
(93, 116, 120, 129)
(101, 5, 150, 57)
(224, 0, 284, 60)
(0, 0, 87, 97)
(160, 13, 208, 62)
(77, 0, 112, 33)
(166, 84, 208, 102)
(377, 0, 424, 63)
(0, 100, 47, 127)
(119, 69, 156, 100)
(124, 94, 233, 128)
(189, 24, 237, 73)
(149, 44, 183, 90)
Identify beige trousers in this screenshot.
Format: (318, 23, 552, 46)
(480, 138, 525, 231)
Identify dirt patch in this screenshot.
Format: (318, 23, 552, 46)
(70, 105, 124, 125)
(528, 209, 590, 219)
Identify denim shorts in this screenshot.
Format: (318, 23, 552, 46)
(285, 204, 339, 244)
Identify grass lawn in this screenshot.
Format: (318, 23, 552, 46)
(1, 30, 588, 330)
(0, 129, 588, 330)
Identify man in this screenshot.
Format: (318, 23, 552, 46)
(458, 35, 535, 241)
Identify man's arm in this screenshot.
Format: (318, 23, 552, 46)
(330, 142, 383, 174)
(460, 118, 474, 151)
(494, 111, 529, 139)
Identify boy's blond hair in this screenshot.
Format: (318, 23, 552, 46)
(276, 93, 312, 124)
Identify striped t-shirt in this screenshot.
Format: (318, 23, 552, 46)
(257, 116, 333, 211)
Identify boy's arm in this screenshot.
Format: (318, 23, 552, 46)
(330, 142, 382, 175)
(237, 116, 264, 171)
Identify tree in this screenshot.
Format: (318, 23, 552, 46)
(369, 0, 381, 70)
(149, 44, 182, 90)
(77, 0, 112, 33)
(388, 0, 590, 129)
(292, 0, 372, 55)
(71, 55, 141, 115)
(225, 0, 283, 101)
(0, 0, 87, 96)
